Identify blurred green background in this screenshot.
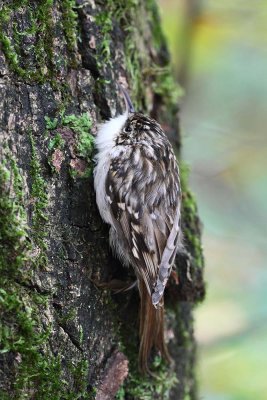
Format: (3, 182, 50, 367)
(159, 1, 267, 399)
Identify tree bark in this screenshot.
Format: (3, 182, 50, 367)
(0, 1, 205, 399)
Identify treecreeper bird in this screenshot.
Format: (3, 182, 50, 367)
(94, 85, 182, 374)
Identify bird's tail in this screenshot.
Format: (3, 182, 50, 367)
(138, 279, 170, 374)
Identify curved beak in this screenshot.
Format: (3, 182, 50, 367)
(119, 83, 135, 114)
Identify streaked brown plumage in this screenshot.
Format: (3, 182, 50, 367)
(94, 87, 182, 373)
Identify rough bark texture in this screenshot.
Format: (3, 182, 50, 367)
(0, 1, 205, 399)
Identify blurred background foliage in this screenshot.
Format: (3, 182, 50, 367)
(159, 1, 267, 399)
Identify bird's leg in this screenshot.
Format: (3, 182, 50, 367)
(91, 277, 137, 294)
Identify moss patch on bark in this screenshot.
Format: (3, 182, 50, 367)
(0, 151, 94, 399)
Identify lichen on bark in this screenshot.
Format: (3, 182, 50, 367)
(0, 1, 205, 399)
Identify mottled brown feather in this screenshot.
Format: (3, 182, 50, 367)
(106, 114, 181, 300)
(97, 112, 182, 373)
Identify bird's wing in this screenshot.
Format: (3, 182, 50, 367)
(106, 136, 181, 306)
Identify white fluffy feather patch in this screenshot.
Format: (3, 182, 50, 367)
(94, 112, 128, 158)
(94, 113, 128, 225)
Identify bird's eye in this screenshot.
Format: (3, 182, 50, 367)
(124, 124, 131, 133)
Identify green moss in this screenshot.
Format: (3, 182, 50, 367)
(57, 307, 77, 326)
(150, 65, 184, 108)
(48, 132, 65, 150)
(145, 0, 184, 111)
(0, 5, 11, 23)
(94, 0, 140, 68)
(124, 30, 143, 110)
(62, 113, 94, 161)
(69, 359, 91, 399)
(116, 352, 177, 400)
(95, 11, 113, 68)
(29, 132, 48, 267)
(0, 161, 29, 278)
(45, 116, 59, 131)
(0, 32, 26, 77)
(29, 133, 48, 222)
(10, 337, 91, 399)
(94, 0, 182, 111)
(180, 162, 204, 270)
(118, 2, 144, 110)
(33, 0, 54, 79)
(61, 0, 78, 67)
(0, 0, 53, 82)
(0, 0, 78, 82)
(94, 1, 144, 109)
(47, 127, 66, 174)
(0, 281, 54, 394)
(114, 313, 177, 400)
(95, 0, 138, 65)
(0, 159, 53, 397)
(0, 156, 93, 400)
(145, 0, 166, 51)
(0, 0, 55, 83)
(45, 112, 94, 177)
(110, 0, 183, 111)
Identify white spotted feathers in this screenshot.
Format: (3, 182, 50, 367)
(94, 100, 182, 308)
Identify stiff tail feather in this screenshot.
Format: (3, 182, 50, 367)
(138, 279, 171, 374)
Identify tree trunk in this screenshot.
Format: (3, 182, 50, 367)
(0, 1, 205, 399)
